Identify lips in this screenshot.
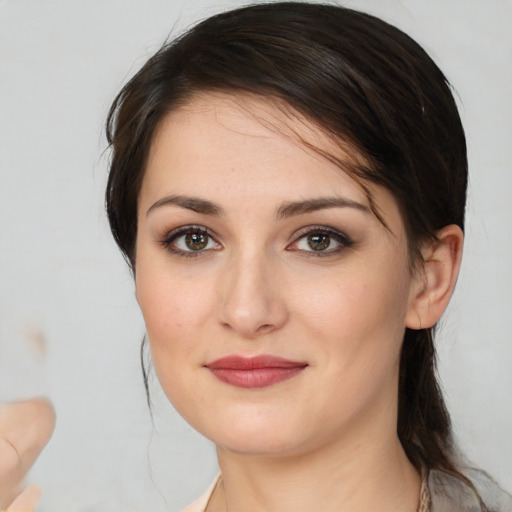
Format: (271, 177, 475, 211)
(205, 355, 308, 389)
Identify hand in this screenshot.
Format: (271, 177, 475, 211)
(0, 399, 55, 511)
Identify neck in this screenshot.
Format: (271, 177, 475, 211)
(209, 419, 421, 512)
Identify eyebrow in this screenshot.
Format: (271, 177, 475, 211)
(146, 194, 369, 218)
(146, 195, 224, 217)
(276, 197, 370, 219)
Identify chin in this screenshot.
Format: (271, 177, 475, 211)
(217, 433, 302, 457)
(196, 412, 314, 457)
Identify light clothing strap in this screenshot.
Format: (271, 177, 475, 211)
(181, 474, 221, 512)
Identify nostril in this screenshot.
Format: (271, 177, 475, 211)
(256, 323, 274, 334)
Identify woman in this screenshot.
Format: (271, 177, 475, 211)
(103, 2, 510, 511)
(0, 2, 510, 511)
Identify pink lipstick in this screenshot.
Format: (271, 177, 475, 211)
(205, 355, 307, 389)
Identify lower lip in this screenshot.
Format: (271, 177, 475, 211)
(208, 366, 306, 388)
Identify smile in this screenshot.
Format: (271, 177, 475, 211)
(205, 355, 308, 389)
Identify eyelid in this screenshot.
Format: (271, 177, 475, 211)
(159, 224, 222, 256)
(287, 225, 354, 255)
(158, 224, 352, 258)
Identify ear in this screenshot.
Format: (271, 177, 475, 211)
(405, 224, 464, 330)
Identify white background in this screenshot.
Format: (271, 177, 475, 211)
(0, 1, 510, 510)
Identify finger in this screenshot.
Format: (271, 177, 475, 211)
(5, 485, 42, 512)
(0, 399, 55, 508)
(0, 399, 55, 471)
(0, 438, 24, 507)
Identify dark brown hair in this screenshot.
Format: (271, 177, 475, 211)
(106, 0, 473, 495)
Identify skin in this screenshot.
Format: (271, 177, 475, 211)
(135, 93, 463, 512)
(0, 398, 55, 511)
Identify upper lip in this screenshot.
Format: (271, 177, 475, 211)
(205, 355, 308, 370)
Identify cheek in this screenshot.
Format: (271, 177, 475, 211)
(298, 264, 409, 340)
(285, 262, 411, 434)
(135, 267, 214, 419)
(136, 268, 212, 352)
(294, 256, 412, 383)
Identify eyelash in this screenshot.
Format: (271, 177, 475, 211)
(287, 225, 354, 257)
(159, 225, 353, 258)
(160, 225, 221, 258)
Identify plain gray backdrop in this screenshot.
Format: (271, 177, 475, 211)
(0, 1, 510, 510)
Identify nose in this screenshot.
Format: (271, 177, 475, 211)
(217, 252, 289, 338)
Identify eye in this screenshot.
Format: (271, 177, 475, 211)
(303, 233, 331, 251)
(161, 226, 221, 256)
(288, 227, 353, 255)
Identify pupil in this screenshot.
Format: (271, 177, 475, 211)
(186, 232, 208, 250)
(308, 233, 330, 251)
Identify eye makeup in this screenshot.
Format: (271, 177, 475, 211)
(159, 224, 221, 258)
(287, 225, 354, 258)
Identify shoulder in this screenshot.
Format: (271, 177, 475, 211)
(428, 469, 512, 512)
(181, 474, 221, 512)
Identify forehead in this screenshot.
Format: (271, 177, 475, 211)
(145, 94, 362, 194)
(140, 92, 401, 233)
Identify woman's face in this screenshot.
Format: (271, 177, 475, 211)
(135, 93, 421, 456)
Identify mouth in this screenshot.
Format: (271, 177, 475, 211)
(204, 355, 308, 389)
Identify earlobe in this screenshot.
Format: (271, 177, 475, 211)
(405, 225, 464, 330)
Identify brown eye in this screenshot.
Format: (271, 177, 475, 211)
(185, 232, 209, 251)
(307, 233, 331, 251)
(288, 227, 353, 256)
(163, 226, 221, 256)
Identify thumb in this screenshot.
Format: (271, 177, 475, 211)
(5, 485, 42, 512)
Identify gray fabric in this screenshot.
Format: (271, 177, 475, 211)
(429, 469, 512, 512)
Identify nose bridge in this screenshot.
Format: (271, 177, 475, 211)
(218, 245, 287, 337)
